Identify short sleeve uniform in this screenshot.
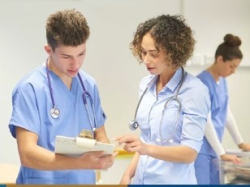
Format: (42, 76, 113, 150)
(9, 64, 106, 184)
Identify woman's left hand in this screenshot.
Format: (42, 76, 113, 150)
(115, 135, 149, 155)
(239, 143, 250, 151)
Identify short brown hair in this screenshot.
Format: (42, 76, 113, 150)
(46, 9, 90, 51)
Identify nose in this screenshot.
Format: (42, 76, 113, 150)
(70, 58, 78, 68)
(142, 54, 151, 65)
(231, 68, 236, 74)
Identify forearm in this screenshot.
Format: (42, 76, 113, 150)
(16, 127, 91, 170)
(145, 144, 197, 163)
(18, 144, 85, 170)
(205, 113, 225, 156)
(122, 152, 139, 178)
(226, 106, 243, 145)
(94, 125, 110, 143)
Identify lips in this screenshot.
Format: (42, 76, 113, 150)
(68, 69, 78, 74)
(147, 67, 155, 71)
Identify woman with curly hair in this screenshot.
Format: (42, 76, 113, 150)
(116, 14, 210, 184)
(195, 34, 250, 184)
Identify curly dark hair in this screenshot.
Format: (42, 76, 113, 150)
(46, 9, 90, 51)
(130, 14, 195, 69)
(215, 34, 243, 61)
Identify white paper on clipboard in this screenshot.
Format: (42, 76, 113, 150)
(55, 135, 115, 156)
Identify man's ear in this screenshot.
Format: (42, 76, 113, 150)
(44, 45, 52, 55)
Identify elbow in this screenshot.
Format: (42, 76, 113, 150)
(185, 154, 197, 163)
(18, 147, 34, 168)
(182, 149, 198, 163)
(19, 152, 31, 167)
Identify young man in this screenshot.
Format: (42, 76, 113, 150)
(9, 9, 116, 184)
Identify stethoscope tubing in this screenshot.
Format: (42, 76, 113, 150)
(46, 58, 97, 132)
(130, 67, 186, 143)
(46, 61, 56, 109)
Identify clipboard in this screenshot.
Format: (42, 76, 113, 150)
(55, 135, 115, 156)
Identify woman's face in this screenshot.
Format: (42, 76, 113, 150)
(217, 56, 241, 77)
(140, 33, 171, 75)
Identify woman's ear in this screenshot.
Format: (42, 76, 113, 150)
(217, 55, 224, 63)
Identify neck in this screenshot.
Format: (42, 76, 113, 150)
(207, 64, 220, 82)
(156, 68, 176, 93)
(47, 58, 72, 90)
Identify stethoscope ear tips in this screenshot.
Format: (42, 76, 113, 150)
(129, 120, 139, 130)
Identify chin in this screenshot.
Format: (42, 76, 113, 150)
(148, 70, 157, 75)
(67, 73, 77, 78)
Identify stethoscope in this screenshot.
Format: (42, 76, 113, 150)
(129, 67, 186, 143)
(45, 59, 97, 132)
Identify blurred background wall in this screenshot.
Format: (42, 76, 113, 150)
(0, 0, 250, 184)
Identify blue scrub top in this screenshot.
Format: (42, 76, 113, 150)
(132, 68, 210, 184)
(9, 64, 106, 184)
(197, 70, 228, 156)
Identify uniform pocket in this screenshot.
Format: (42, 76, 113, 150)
(155, 99, 181, 143)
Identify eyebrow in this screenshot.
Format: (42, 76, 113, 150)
(141, 47, 158, 53)
(232, 62, 238, 67)
(61, 50, 86, 57)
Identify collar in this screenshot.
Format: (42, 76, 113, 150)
(166, 67, 184, 92)
(145, 67, 185, 94)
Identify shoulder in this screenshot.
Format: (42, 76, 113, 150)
(196, 70, 213, 87)
(78, 70, 97, 86)
(183, 72, 210, 97)
(197, 70, 208, 79)
(13, 65, 46, 94)
(139, 74, 154, 90)
(77, 70, 100, 95)
(181, 72, 211, 112)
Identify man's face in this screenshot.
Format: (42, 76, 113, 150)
(45, 43, 87, 78)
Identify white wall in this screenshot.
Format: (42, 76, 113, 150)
(184, 0, 250, 67)
(0, 0, 250, 184)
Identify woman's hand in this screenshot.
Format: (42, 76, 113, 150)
(238, 143, 250, 151)
(220, 154, 241, 165)
(115, 135, 149, 155)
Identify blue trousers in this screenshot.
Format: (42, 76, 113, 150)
(195, 153, 220, 184)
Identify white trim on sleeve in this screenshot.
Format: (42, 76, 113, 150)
(226, 106, 243, 145)
(205, 112, 226, 156)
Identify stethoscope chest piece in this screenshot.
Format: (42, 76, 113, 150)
(129, 120, 139, 130)
(50, 107, 60, 119)
(129, 67, 186, 142)
(46, 58, 96, 130)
